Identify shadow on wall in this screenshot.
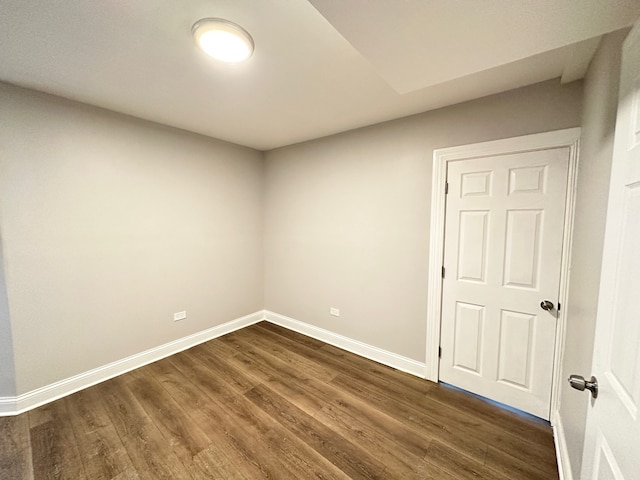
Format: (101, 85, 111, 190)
(0, 236, 16, 398)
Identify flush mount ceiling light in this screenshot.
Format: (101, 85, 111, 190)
(192, 18, 254, 63)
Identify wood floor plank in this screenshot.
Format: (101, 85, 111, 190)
(111, 470, 143, 480)
(205, 335, 245, 358)
(111, 470, 141, 480)
(250, 323, 432, 402)
(28, 400, 87, 480)
(222, 339, 334, 415)
(425, 383, 556, 447)
(313, 400, 443, 480)
(320, 343, 434, 397)
(255, 321, 334, 350)
(125, 373, 215, 478)
(0, 414, 34, 480)
(167, 351, 252, 411)
(260, 428, 354, 480)
(1, 322, 559, 479)
(230, 326, 339, 382)
(150, 352, 344, 478)
(484, 444, 560, 480)
(423, 440, 512, 480)
(269, 328, 555, 478)
(64, 387, 137, 480)
(329, 372, 489, 462)
(187, 342, 260, 394)
(166, 351, 306, 478)
(167, 351, 348, 479)
(413, 393, 557, 472)
(332, 368, 557, 476)
(234, 338, 435, 462)
(145, 357, 284, 479)
(317, 395, 431, 459)
(190, 446, 252, 480)
(97, 377, 194, 480)
(245, 383, 388, 479)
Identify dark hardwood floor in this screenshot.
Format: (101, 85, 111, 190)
(0, 322, 559, 479)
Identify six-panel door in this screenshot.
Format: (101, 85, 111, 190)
(439, 148, 569, 419)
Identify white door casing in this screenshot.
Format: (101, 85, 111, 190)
(581, 21, 640, 480)
(440, 148, 569, 419)
(426, 128, 581, 420)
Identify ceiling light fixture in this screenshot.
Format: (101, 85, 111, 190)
(192, 18, 254, 63)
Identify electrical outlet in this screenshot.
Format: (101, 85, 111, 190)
(173, 310, 187, 321)
(330, 307, 340, 317)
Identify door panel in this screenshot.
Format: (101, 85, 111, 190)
(440, 148, 569, 419)
(593, 432, 623, 480)
(503, 209, 542, 288)
(582, 21, 640, 477)
(457, 210, 489, 282)
(453, 301, 484, 374)
(609, 185, 640, 407)
(508, 164, 547, 194)
(497, 309, 534, 389)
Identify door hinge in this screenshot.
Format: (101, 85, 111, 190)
(439, 346, 442, 358)
(441, 266, 445, 278)
(445, 182, 449, 194)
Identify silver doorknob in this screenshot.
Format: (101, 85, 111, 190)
(540, 300, 554, 311)
(568, 374, 598, 399)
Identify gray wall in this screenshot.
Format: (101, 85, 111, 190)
(560, 30, 626, 478)
(264, 79, 583, 362)
(0, 83, 264, 395)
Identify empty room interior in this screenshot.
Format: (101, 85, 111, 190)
(2, 1, 640, 479)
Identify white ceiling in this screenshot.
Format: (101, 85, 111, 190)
(1, 1, 638, 151)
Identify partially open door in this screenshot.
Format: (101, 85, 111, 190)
(580, 20, 640, 480)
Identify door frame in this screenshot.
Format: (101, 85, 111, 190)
(425, 127, 581, 422)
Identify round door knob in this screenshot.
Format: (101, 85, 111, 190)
(540, 300, 554, 311)
(568, 374, 598, 399)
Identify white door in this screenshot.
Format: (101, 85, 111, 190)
(580, 21, 640, 480)
(439, 146, 570, 419)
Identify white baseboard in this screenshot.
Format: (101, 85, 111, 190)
(263, 310, 427, 378)
(0, 311, 264, 416)
(552, 412, 574, 480)
(1, 309, 429, 416)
